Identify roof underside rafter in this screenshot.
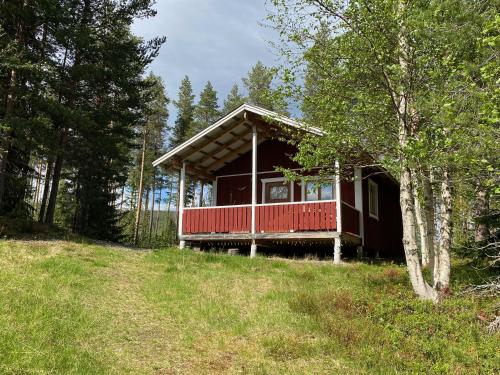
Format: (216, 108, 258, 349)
(153, 104, 321, 181)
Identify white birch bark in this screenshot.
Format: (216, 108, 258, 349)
(413, 183, 429, 267)
(436, 168, 452, 290)
(397, 0, 437, 301)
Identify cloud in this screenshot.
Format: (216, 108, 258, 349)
(131, 0, 279, 118)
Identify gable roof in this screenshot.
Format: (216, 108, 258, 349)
(152, 104, 322, 178)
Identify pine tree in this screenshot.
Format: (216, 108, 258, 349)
(222, 84, 245, 114)
(193, 81, 220, 131)
(242, 61, 287, 113)
(170, 76, 195, 147)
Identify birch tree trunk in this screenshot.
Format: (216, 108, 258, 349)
(400, 165, 437, 300)
(421, 171, 437, 282)
(397, 0, 437, 300)
(413, 183, 429, 267)
(436, 168, 452, 290)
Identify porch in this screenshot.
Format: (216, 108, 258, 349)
(181, 200, 362, 248)
(153, 104, 365, 262)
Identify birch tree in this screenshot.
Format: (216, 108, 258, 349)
(269, 0, 498, 300)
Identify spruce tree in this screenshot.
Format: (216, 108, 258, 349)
(193, 81, 220, 131)
(242, 61, 287, 113)
(222, 84, 245, 114)
(170, 76, 195, 147)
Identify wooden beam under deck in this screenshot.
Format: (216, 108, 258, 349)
(180, 231, 361, 246)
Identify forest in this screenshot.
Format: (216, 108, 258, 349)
(0, 0, 498, 305)
(0, 0, 284, 247)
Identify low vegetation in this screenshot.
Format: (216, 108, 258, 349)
(0, 240, 498, 374)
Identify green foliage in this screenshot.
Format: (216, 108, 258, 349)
(222, 83, 245, 113)
(171, 75, 195, 147)
(0, 0, 166, 241)
(193, 81, 220, 132)
(243, 61, 288, 113)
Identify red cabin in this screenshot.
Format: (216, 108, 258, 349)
(153, 104, 403, 261)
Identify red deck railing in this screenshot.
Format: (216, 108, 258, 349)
(255, 201, 337, 233)
(183, 201, 350, 235)
(183, 205, 251, 234)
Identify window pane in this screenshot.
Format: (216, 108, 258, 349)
(305, 182, 318, 201)
(320, 183, 334, 200)
(270, 185, 289, 200)
(369, 182, 378, 217)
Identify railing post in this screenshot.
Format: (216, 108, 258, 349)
(334, 160, 342, 264)
(250, 123, 257, 258)
(178, 162, 186, 249)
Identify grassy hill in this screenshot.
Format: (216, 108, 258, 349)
(0, 240, 498, 374)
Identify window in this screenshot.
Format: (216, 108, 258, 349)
(270, 185, 289, 200)
(262, 177, 293, 203)
(368, 179, 379, 219)
(304, 179, 336, 201)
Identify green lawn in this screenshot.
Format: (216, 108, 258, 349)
(0, 240, 498, 374)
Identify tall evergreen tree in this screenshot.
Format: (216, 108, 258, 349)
(242, 61, 287, 113)
(170, 76, 195, 147)
(222, 83, 245, 114)
(193, 81, 219, 131)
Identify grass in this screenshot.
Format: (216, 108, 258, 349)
(0, 240, 498, 374)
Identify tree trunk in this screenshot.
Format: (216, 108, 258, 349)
(133, 128, 147, 245)
(0, 68, 18, 209)
(38, 156, 53, 223)
(413, 183, 429, 267)
(45, 131, 67, 225)
(396, 0, 437, 301)
(119, 185, 125, 211)
(400, 165, 438, 301)
(155, 183, 162, 238)
(421, 171, 437, 282)
(33, 158, 42, 213)
(474, 180, 489, 242)
(436, 168, 452, 290)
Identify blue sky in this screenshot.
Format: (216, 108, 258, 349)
(131, 0, 280, 120)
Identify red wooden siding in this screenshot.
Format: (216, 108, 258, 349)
(183, 206, 251, 234)
(341, 203, 360, 235)
(256, 201, 337, 233)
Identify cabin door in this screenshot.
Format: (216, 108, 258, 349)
(264, 181, 291, 204)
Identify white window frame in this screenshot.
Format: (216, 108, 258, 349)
(261, 177, 294, 203)
(368, 179, 379, 220)
(300, 176, 336, 202)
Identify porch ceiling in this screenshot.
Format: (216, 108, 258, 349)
(152, 104, 323, 181)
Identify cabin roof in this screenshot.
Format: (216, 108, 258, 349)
(152, 104, 322, 179)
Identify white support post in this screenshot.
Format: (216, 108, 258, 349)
(250, 123, 257, 258)
(178, 162, 186, 249)
(212, 179, 217, 206)
(354, 167, 364, 257)
(334, 160, 342, 264)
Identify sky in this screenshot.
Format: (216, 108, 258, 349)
(131, 0, 280, 121)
